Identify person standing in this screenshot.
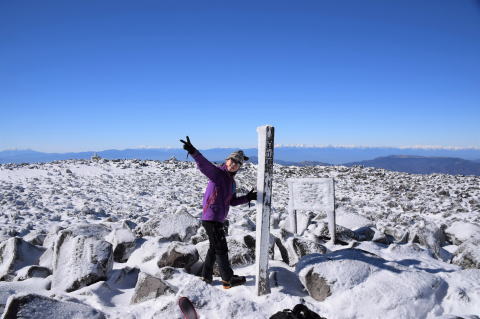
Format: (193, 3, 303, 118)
(180, 136, 256, 289)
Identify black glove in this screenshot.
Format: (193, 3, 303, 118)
(246, 188, 257, 201)
(180, 136, 196, 154)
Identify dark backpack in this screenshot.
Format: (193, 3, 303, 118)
(269, 304, 325, 319)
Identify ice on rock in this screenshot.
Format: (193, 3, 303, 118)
(445, 221, 480, 245)
(452, 238, 480, 269)
(2, 293, 106, 319)
(130, 272, 175, 304)
(138, 210, 200, 242)
(51, 226, 113, 292)
(0, 237, 45, 281)
(105, 225, 136, 263)
(157, 241, 199, 269)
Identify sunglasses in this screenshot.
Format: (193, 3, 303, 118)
(229, 158, 242, 166)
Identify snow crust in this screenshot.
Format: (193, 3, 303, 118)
(1, 159, 479, 318)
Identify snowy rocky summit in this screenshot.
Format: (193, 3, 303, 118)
(1, 158, 480, 319)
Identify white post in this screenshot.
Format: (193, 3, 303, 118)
(255, 125, 275, 296)
(327, 179, 336, 244)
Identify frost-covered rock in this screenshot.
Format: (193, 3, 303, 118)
(452, 238, 480, 269)
(23, 229, 47, 246)
(440, 269, 480, 317)
(157, 242, 199, 269)
(372, 229, 394, 245)
(51, 225, 113, 292)
(0, 237, 45, 281)
(410, 223, 446, 259)
(445, 221, 480, 245)
(285, 236, 327, 267)
(353, 226, 375, 241)
(296, 249, 447, 318)
(14, 266, 52, 281)
(105, 225, 136, 263)
(2, 293, 105, 319)
(130, 272, 175, 304)
(138, 211, 200, 241)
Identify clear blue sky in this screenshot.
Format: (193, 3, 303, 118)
(1, 0, 479, 152)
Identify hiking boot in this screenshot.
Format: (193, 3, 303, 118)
(222, 275, 246, 289)
(201, 277, 213, 284)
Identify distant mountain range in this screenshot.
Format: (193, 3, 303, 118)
(1, 147, 480, 176)
(345, 155, 480, 176)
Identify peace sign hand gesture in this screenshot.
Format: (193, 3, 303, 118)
(180, 136, 196, 154)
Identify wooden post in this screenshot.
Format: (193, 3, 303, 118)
(255, 125, 275, 296)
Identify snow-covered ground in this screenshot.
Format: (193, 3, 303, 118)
(1, 158, 479, 318)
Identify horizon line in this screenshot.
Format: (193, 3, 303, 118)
(2, 144, 480, 153)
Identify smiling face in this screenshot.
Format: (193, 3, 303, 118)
(226, 158, 241, 173)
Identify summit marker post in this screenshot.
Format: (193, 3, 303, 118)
(255, 125, 275, 296)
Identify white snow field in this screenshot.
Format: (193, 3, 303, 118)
(1, 158, 479, 319)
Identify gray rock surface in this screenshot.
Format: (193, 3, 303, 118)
(51, 225, 113, 292)
(2, 293, 105, 319)
(130, 272, 175, 304)
(0, 237, 45, 281)
(285, 236, 327, 266)
(157, 242, 199, 269)
(452, 238, 480, 269)
(14, 266, 52, 281)
(139, 210, 199, 241)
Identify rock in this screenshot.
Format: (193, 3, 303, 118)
(105, 226, 136, 263)
(445, 221, 480, 245)
(0, 237, 45, 281)
(14, 266, 52, 281)
(285, 237, 327, 266)
(108, 267, 139, 289)
(410, 223, 446, 259)
(452, 238, 480, 269)
(157, 242, 199, 269)
(354, 226, 375, 241)
(51, 225, 113, 292)
(296, 248, 447, 317)
(2, 293, 105, 318)
(23, 230, 47, 246)
(130, 272, 175, 304)
(372, 229, 394, 245)
(139, 210, 200, 242)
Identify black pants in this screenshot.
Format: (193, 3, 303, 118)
(201, 220, 233, 281)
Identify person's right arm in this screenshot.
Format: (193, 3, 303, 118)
(180, 136, 223, 183)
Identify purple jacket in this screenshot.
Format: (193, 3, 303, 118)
(192, 150, 249, 223)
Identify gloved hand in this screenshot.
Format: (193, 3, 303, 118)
(246, 188, 257, 201)
(180, 136, 196, 154)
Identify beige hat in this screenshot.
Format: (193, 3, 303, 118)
(226, 150, 249, 165)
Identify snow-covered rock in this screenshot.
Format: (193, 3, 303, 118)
(0, 237, 45, 281)
(452, 238, 480, 269)
(285, 236, 327, 267)
(2, 293, 105, 318)
(138, 210, 200, 242)
(445, 221, 480, 245)
(440, 269, 480, 317)
(296, 248, 448, 318)
(130, 272, 176, 304)
(51, 225, 113, 292)
(410, 223, 446, 259)
(157, 242, 199, 269)
(13, 266, 51, 281)
(105, 224, 136, 263)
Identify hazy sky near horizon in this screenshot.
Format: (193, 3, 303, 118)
(1, 0, 479, 152)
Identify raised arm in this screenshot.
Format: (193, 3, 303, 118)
(191, 150, 224, 183)
(180, 136, 224, 183)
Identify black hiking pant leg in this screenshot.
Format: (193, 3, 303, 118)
(201, 221, 233, 281)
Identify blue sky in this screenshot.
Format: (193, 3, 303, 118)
(1, 0, 479, 152)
